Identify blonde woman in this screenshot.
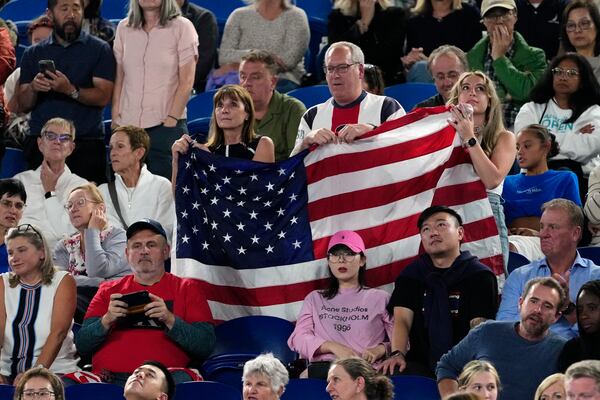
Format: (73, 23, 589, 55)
(534, 373, 565, 400)
(328, 0, 407, 85)
(1, 225, 79, 383)
(53, 184, 129, 321)
(447, 71, 517, 270)
(457, 360, 500, 400)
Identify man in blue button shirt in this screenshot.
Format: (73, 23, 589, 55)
(497, 198, 600, 339)
(17, 0, 115, 184)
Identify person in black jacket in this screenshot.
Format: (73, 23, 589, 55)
(176, 0, 218, 93)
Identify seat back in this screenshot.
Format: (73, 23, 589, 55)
(1, 147, 27, 178)
(384, 83, 438, 112)
(0, 0, 45, 22)
(211, 315, 296, 362)
(175, 381, 241, 400)
(281, 378, 329, 400)
(287, 85, 330, 109)
(391, 375, 440, 400)
(101, 0, 128, 21)
(0, 384, 14, 399)
(507, 251, 531, 275)
(189, 0, 246, 33)
(577, 246, 600, 265)
(65, 382, 124, 400)
(187, 90, 217, 121)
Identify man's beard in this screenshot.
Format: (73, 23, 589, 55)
(55, 20, 81, 43)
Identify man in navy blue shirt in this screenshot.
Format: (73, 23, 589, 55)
(18, 0, 115, 184)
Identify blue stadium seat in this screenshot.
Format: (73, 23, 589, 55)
(65, 382, 124, 400)
(187, 90, 216, 121)
(282, 378, 329, 400)
(295, 0, 332, 28)
(287, 85, 330, 109)
(390, 375, 440, 400)
(201, 315, 296, 390)
(0, 384, 14, 399)
(175, 381, 240, 400)
(187, 117, 211, 143)
(189, 0, 246, 34)
(101, 0, 128, 21)
(507, 251, 531, 275)
(384, 83, 438, 112)
(577, 246, 600, 265)
(0, 0, 45, 22)
(1, 147, 27, 178)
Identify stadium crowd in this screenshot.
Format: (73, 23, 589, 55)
(3, 0, 600, 398)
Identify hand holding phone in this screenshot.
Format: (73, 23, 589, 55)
(120, 290, 151, 315)
(38, 60, 56, 78)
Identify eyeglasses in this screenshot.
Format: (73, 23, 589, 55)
(21, 390, 55, 399)
(482, 10, 513, 22)
(16, 224, 42, 239)
(565, 19, 593, 32)
(323, 63, 359, 75)
(434, 72, 461, 82)
(0, 199, 26, 210)
(551, 67, 580, 78)
(327, 251, 359, 263)
(42, 131, 73, 143)
(64, 197, 100, 211)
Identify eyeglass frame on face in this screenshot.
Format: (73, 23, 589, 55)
(327, 251, 360, 263)
(64, 197, 100, 211)
(551, 67, 580, 78)
(434, 71, 461, 82)
(323, 63, 360, 75)
(42, 131, 73, 143)
(565, 18, 594, 32)
(0, 198, 26, 211)
(481, 9, 514, 23)
(21, 389, 55, 400)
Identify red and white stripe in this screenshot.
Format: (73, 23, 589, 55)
(174, 106, 502, 322)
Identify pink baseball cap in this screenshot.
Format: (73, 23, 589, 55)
(327, 230, 366, 253)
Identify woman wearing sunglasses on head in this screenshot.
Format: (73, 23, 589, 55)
(514, 53, 600, 201)
(288, 230, 393, 378)
(53, 184, 129, 323)
(0, 224, 79, 385)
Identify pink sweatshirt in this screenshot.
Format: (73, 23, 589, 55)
(288, 287, 393, 366)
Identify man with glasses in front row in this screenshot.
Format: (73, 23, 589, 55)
(290, 41, 405, 156)
(14, 117, 88, 250)
(0, 178, 26, 273)
(467, 0, 546, 128)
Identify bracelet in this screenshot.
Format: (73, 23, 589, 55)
(167, 115, 178, 121)
(388, 350, 406, 359)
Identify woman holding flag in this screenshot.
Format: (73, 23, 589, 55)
(447, 71, 516, 272)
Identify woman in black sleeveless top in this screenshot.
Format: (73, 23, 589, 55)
(171, 85, 275, 187)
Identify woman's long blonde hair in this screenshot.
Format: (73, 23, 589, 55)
(5, 225, 55, 288)
(412, 0, 463, 15)
(447, 71, 506, 158)
(334, 0, 392, 16)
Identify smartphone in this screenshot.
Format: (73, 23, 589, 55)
(38, 60, 56, 77)
(120, 290, 151, 315)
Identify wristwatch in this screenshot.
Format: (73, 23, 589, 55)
(69, 85, 80, 100)
(462, 137, 477, 148)
(44, 191, 55, 199)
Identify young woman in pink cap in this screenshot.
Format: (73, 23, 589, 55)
(287, 230, 393, 379)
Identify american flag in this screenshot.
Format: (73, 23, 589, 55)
(172, 106, 503, 321)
